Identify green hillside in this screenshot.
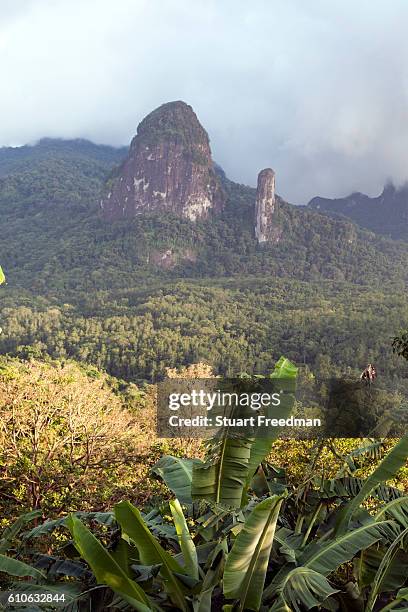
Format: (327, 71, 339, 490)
(1, 139, 408, 387)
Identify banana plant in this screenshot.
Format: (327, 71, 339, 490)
(66, 499, 226, 611)
(67, 514, 154, 611)
(0, 511, 84, 608)
(114, 500, 191, 611)
(223, 494, 285, 611)
(6, 433, 408, 611)
(263, 520, 396, 609)
(4, 355, 408, 611)
(334, 433, 408, 535)
(153, 356, 298, 509)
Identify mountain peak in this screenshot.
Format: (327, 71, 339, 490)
(135, 101, 209, 147)
(101, 101, 225, 221)
(381, 181, 397, 197)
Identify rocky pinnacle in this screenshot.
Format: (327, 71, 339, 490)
(255, 168, 276, 243)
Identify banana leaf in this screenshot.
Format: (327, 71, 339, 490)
(66, 515, 152, 611)
(32, 554, 89, 580)
(169, 499, 198, 580)
(340, 439, 386, 474)
(0, 554, 45, 579)
(376, 496, 408, 529)
(365, 528, 408, 612)
(114, 501, 188, 611)
(0, 510, 42, 553)
(317, 476, 403, 502)
(241, 358, 298, 505)
(269, 567, 339, 611)
(357, 545, 408, 591)
(151, 455, 197, 503)
(24, 512, 115, 540)
(335, 434, 408, 535)
(194, 543, 226, 612)
(300, 520, 395, 575)
(223, 495, 285, 611)
(192, 357, 297, 509)
(264, 520, 395, 602)
(192, 436, 253, 507)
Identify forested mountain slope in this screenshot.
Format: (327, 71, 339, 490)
(1, 139, 408, 292)
(1, 131, 407, 384)
(308, 182, 408, 241)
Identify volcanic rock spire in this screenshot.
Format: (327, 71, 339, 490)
(255, 168, 276, 243)
(100, 101, 225, 221)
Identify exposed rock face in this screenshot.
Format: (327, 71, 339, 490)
(149, 248, 197, 270)
(255, 168, 277, 243)
(101, 101, 225, 221)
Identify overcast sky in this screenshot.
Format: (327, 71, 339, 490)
(2, 0, 408, 203)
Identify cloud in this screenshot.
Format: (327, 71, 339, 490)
(1, 0, 408, 203)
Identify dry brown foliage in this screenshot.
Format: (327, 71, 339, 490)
(0, 359, 208, 520)
(0, 360, 153, 516)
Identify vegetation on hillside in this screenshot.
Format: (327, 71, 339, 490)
(0, 279, 407, 385)
(0, 358, 196, 521)
(1, 139, 407, 388)
(308, 183, 408, 241)
(1, 139, 408, 610)
(394, 330, 408, 363)
(0, 357, 408, 610)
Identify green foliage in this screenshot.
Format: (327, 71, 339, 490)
(1, 138, 408, 610)
(191, 358, 298, 508)
(1, 139, 408, 390)
(393, 330, 408, 362)
(2, 411, 407, 610)
(335, 434, 408, 534)
(115, 501, 188, 610)
(169, 499, 199, 580)
(136, 101, 209, 150)
(308, 185, 408, 241)
(1, 276, 407, 386)
(0, 357, 176, 520)
(0, 554, 45, 580)
(150, 456, 196, 503)
(67, 514, 152, 611)
(223, 494, 285, 611)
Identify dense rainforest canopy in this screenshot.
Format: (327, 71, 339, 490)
(0, 139, 407, 390)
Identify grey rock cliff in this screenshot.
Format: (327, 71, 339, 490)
(255, 168, 276, 242)
(100, 101, 225, 221)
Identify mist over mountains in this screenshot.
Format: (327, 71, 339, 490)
(308, 182, 408, 241)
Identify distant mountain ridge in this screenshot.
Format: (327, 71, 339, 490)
(0, 138, 127, 175)
(0, 138, 127, 213)
(308, 183, 408, 241)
